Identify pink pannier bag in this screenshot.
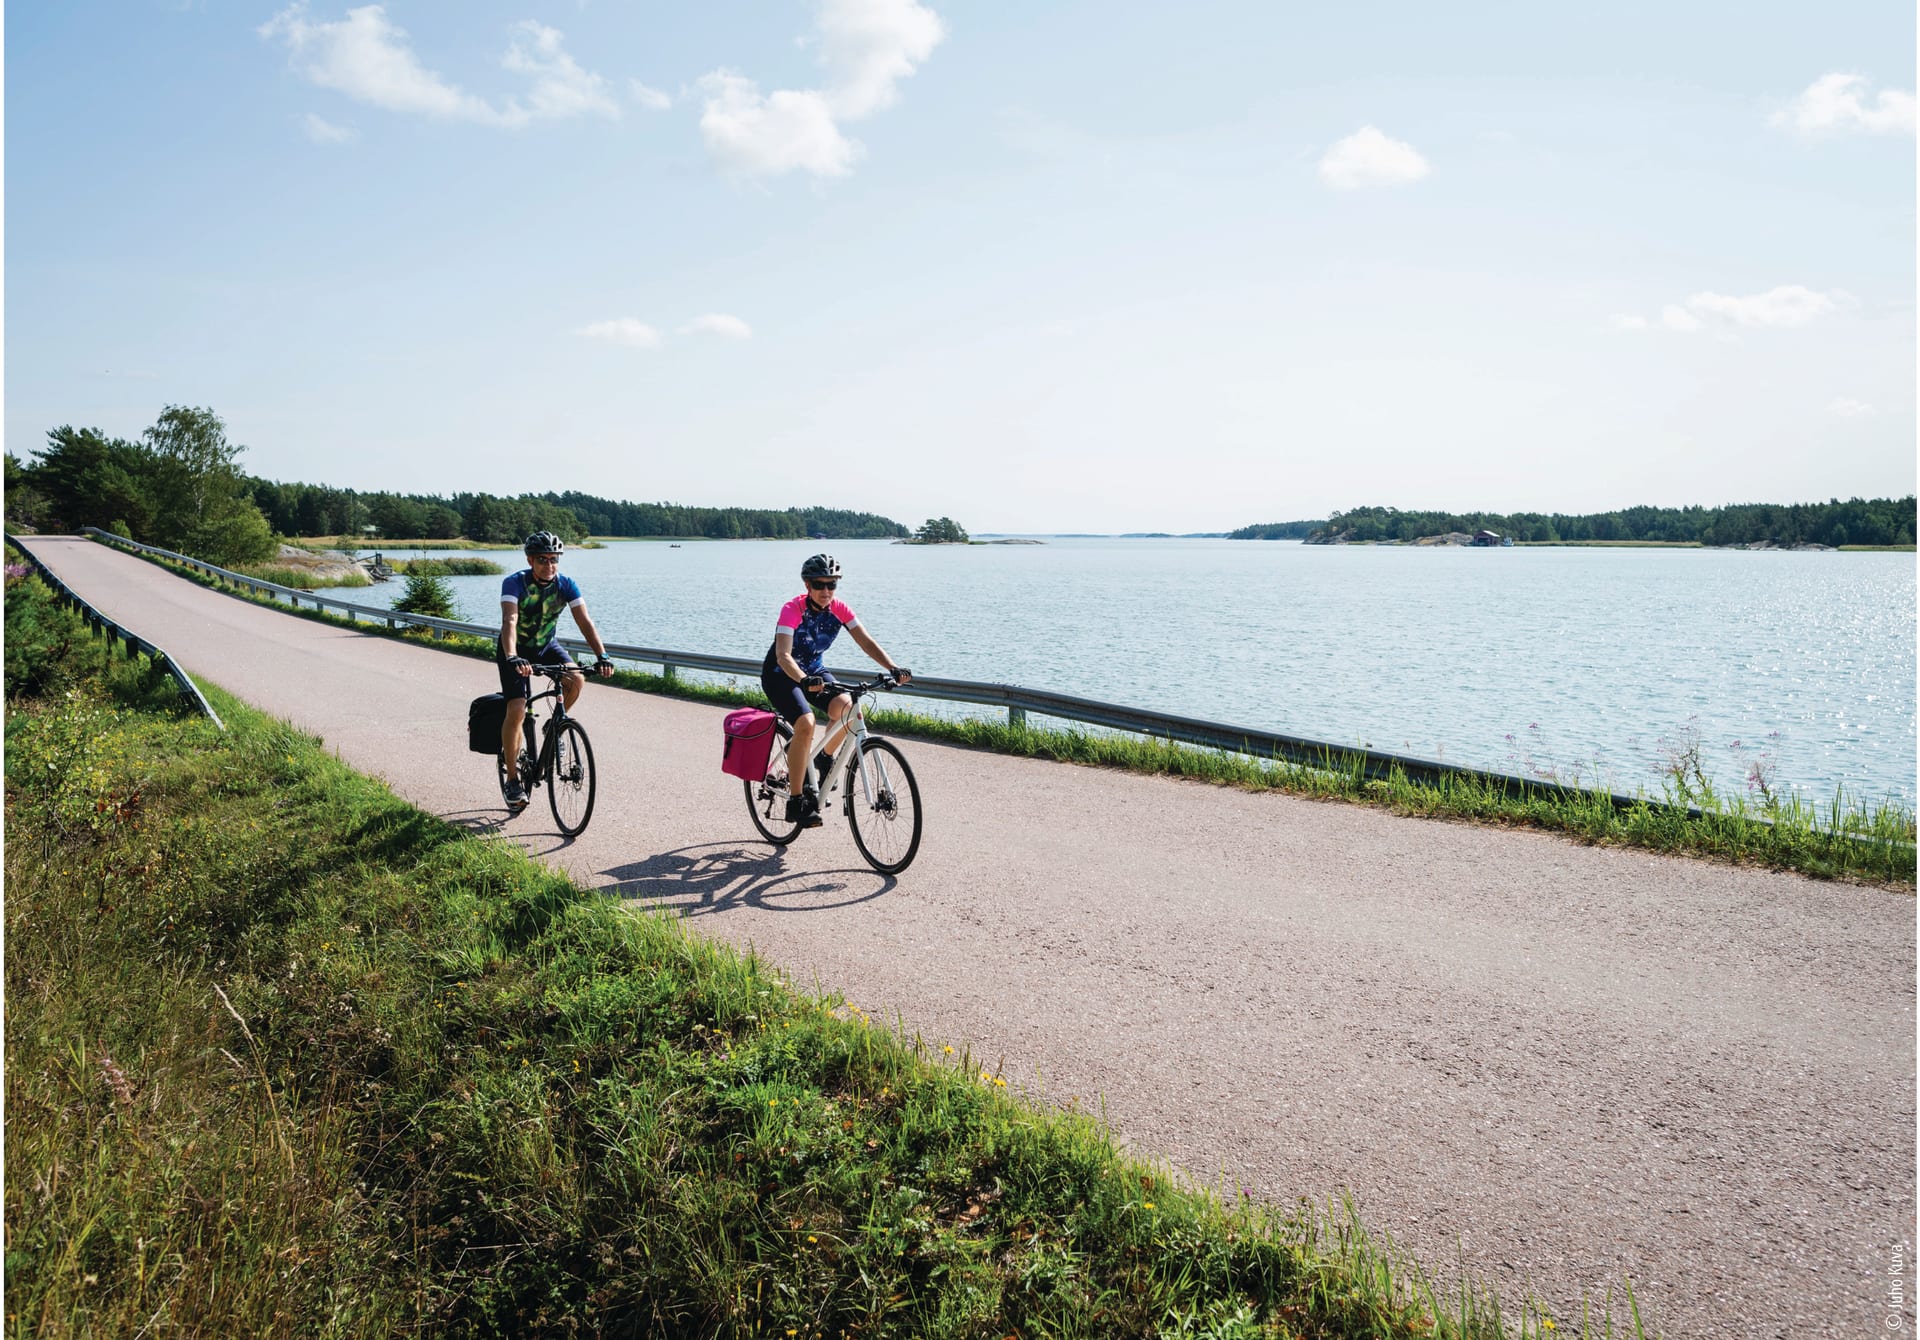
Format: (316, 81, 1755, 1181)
(721, 708, 779, 782)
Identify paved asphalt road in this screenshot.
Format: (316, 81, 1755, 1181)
(17, 535, 1916, 1339)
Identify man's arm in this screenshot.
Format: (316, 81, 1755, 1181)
(499, 600, 521, 660)
(570, 603, 615, 676)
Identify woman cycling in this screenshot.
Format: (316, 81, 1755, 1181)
(761, 553, 911, 828)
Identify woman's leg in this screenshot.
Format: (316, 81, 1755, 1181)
(813, 693, 853, 761)
(787, 712, 815, 797)
(762, 668, 816, 798)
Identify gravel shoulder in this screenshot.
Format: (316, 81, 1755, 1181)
(19, 534, 1916, 1339)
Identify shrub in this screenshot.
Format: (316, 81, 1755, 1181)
(392, 572, 456, 619)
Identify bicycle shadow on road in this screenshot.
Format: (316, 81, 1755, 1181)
(441, 808, 508, 836)
(441, 808, 572, 847)
(600, 842, 895, 918)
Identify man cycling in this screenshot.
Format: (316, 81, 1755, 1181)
(498, 531, 613, 811)
(761, 553, 911, 829)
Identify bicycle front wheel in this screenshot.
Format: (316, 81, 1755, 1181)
(846, 737, 922, 874)
(548, 720, 597, 836)
(745, 718, 804, 846)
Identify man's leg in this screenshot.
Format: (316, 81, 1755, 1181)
(501, 699, 528, 780)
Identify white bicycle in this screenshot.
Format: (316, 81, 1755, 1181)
(744, 672, 924, 875)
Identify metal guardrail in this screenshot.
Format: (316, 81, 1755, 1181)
(9, 535, 225, 729)
(78, 526, 1680, 816)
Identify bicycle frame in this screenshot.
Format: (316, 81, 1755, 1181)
(810, 688, 887, 811)
(514, 674, 576, 787)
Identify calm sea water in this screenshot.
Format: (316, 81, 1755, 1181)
(360, 539, 1917, 807)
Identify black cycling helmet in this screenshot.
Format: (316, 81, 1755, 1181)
(800, 553, 841, 581)
(524, 531, 565, 557)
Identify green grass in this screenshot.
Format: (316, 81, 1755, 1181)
(4, 572, 1644, 1338)
(391, 557, 505, 576)
(233, 563, 373, 591)
(90, 535, 1920, 887)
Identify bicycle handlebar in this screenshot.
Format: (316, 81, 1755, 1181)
(835, 671, 903, 701)
(519, 658, 607, 680)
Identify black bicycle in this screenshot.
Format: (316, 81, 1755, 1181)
(500, 660, 600, 836)
(744, 672, 923, 874)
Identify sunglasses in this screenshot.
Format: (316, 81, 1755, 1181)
(808, 579, 838, 591)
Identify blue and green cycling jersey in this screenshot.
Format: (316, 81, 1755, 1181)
(501, 570, 582, 658)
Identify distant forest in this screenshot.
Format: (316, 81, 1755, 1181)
(1222, 520, 1321, 539)
(246, 479, 909, 543)
(1231, 497, 1917, 547)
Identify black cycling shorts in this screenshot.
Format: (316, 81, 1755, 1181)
(760, 665, 842, 724)
(497, 644, 574, 701)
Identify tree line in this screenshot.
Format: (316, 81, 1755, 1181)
(537, 491, 907, 541)
(6, 409, 278, 567)
(243, 483, 906, 544)
(6, 406, 912, 569)
(1221, 519, 1320, 539)
(1231, 498, 1917, 547)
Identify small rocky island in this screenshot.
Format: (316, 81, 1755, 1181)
(892, 517, 1042, 544)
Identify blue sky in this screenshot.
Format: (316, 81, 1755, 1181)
(7, 1, 1914, 532)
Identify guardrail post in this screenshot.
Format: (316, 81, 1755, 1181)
(1009, 706, 1027, 729)
(662, 662, 679, 684)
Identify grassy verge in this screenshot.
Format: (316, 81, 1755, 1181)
(88, 536, 1920, 887)
(391, 557, 505, 577)
(5, 572, 1638, 1337)
(233, 562, 373, 591)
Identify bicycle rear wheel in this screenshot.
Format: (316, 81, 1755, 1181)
(548, 719, 597, 836)
(745, 718, 804, 846)
(846, 737, 921, 874)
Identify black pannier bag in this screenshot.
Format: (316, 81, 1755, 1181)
(468, 693, 508, 754)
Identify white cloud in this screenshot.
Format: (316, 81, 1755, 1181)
(1613, 286, 1850, 334)
(816, 0, 947, 120)
(681, 313, 753, 339)
(698, 72, 860, 178)
(259, 5, 613, 129)
(1828, 397, 1876, 418)
(1318, 125, 1431, 190)
(578, 319, 663, 349)
(503, 21, 619, 122)
(302, 111, 356, 143)
(1772, 73, 1916, 137)
(631, 80, 673, 112)
(1659, 304, 1704, 333)
(695, 0, 944, 178)
(1685, 286, 1848, 328)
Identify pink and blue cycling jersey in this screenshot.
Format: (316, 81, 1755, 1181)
(765, 594, 859, 676)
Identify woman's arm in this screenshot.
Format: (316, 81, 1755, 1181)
(774, 630, 809, 683)
(847, 625, 908, 681)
